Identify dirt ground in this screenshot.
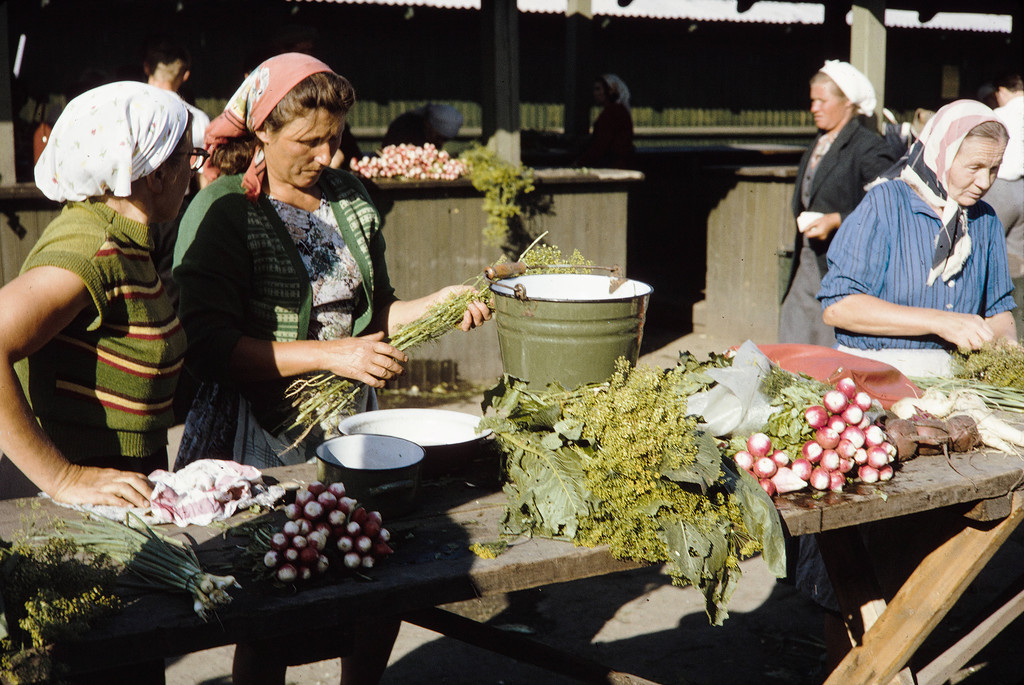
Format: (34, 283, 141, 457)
(163, 328, 1024, 685)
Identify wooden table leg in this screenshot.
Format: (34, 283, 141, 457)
(823, 492, 1024, 685)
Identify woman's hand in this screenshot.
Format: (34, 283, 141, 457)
(50, 465, 154, 508)
(317, 331, 409, 388)
(433, 285, 492, 331)
(933, 312, 998, 350)
(801, 212, 842, 241)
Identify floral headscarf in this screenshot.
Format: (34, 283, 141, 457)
(204, 52, 332, 201)
(34, 82, 188, 202)
(877, 99, 1004, 285)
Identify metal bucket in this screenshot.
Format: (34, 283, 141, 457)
(489, 272, 653, 389)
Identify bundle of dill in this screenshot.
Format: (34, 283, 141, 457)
(283, 282, 493, 440)
(951, 340, 1024, 389)
(480, 357, 786, 626)
(0, 536, 121, 684)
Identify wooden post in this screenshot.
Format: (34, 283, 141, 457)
(563, 0, 593, 141)
(0, 5, 17, 186)
(480, 0, 520, 163)
(850, 1, 887, 126)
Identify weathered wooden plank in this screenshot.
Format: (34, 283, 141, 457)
(775, 450, 1024, 537)
(823, 491, 1024, 685)
(914, 572, 1024, 685)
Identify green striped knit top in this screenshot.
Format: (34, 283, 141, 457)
(15, 200, 186, 461)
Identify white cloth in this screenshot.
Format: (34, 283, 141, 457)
(45, 459, 285, 526)
(34, 81, 188, 202)
(819, 60, 876, 116)
(994, 95, 1023, 182)
(603, 74, 631, 111)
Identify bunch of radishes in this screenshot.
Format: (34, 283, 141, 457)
(261, 480, 394, 584)
(733, 377, 897, 495)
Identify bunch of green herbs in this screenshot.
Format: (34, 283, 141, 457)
(461, 144, 536, 247)
(480, 358, 786, 625)
(0, 535, 121, 684)
(752, 366, 831, 456)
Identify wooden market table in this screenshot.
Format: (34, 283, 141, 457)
(2, 447, 1023, 684)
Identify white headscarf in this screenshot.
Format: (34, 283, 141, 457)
(602, 74, 631, 112)
(35, 82, 189, 202)
(819, 60, 876, 116)
(874, 99, 1004, 285)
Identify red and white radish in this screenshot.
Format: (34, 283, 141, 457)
(858, 464, 880, 483)
(809, 466, 831, 491)
(790, 457, 813, 481)
(802, 440, 824, 463)
(864, 424, 886, 447)
(746, 432, 773, 459)
(841, 425, 865, 449)
(771, 450, 790, 467)
(854, 391, 873, 412)
(733, 449, 755, 471)
(753, 456, 778, 479)
(823, 389, 849, 415)
(804, 405, 830, 429)
(816, 427, 841, 450)
(820, 449, 840, 472)
(841, 404, 864, 427)
(836, 377, 858, 400)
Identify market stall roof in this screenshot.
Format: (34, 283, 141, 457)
(289, 0, 1014, 32)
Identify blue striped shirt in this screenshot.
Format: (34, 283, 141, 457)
(818, 179, 1015, 350)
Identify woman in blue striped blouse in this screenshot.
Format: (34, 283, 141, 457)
(819, 100, 1016, 377)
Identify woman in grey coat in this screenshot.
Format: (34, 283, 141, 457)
(779, 60, 897, 346)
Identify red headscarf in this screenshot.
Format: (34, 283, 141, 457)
(204, 52, 333, 201)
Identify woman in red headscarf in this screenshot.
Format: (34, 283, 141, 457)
(173, 53, 489, 472)
(174, 52, 486, 685)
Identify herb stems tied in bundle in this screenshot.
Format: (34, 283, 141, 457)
(284, 283, 494, 440)
(62, 513, 238, 621)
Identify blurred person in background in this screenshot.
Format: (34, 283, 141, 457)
(984, 73, 1023, 284)
(382, 102, 464, 150)
(778, 60, 897, 347)
(576, 73, 634, 169)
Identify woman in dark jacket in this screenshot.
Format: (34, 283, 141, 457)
(779, 60, 897, 346)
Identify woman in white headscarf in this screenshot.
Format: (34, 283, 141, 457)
(779, 60, 898, 347)
(0, 81, 201, 506)
(820, 99, 1015, 375)
(577, 73, 635, 169)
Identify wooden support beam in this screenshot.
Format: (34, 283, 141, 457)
(480, 0, 520, 163)
(824, 492, 1024, 685)
(850, 1, 888, 125)
(0, 5, 17, 186)
(563, 0, 594, 141)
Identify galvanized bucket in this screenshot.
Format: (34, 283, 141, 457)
(489, 269, 653, 389)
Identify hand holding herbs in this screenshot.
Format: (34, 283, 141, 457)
(283, 283, 493, 441)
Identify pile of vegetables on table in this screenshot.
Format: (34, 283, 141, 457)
(478, 339, 1024, 625)
(245, 480, 393, 585)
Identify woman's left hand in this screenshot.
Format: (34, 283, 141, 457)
(435, 285, 492, 331)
